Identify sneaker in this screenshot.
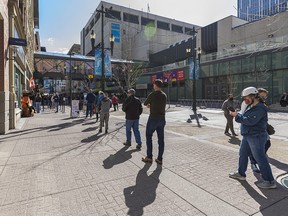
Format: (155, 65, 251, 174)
(225, 132, 231, 136)
(257, 181, 277, 189)
(229, 172, 246, 181)
(232, 134, 238, 137)
(251, 164, 260, 173)
(155, 159, 163, 165)
(142, 157, 153, 163)
(98, 129, 102, 133)
(105, 129, 108, 134)
(123, 142, 131, 146)
(136, 144, 141, 149)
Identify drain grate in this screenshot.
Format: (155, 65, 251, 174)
(280, 176, 288, 189)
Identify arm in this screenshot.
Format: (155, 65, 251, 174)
(234, 108, 266, 126)
(144, 93, 152, 106)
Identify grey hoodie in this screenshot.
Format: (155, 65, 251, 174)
(100, 97, 112, 113)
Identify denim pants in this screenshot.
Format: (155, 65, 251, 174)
(238, 132, 274, 181)
(35, 102, 41, 113)
(146, 117, 166, 161)
(86, 103, 93, 117)
(126, 119, 142, 145)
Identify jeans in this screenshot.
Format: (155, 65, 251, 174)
(35, 102, 41, 113)
(249, 140, 271, 164)
(146, 117, 166, 161)
(126, 119, 142, 145)
(100, 113, 109, 130)
(86, 103, 93, 117)
(238, 132, 274, 181)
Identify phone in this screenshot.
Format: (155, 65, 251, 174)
(228, 107, 235, 112)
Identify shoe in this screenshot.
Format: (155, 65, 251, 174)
(155, 159, 163, 165)
(98, 129, 102, 133)
(123, 142, 131, 146)
(232, 134, 238, 137)
(142, 157, 153, 163)
(96, 119, 98, 122)
(251, 164, 260, 173)
(105, 129, 108, 134)
(225, 132, 231, 136)
(257, 181, 277, 189)
(229, 172, 246, 181)
(136, 144, 141, 149)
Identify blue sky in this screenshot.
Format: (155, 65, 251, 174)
(39, 0, 237, 53)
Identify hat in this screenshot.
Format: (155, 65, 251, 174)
(154, 79, 163, 88)
(128, 89, 135, 95)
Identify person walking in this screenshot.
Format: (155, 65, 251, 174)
(229, 87, 276, 189)
(111, 94, 119, 111)
(96, 91, 104, 122)
(221, 94, 237, 136)
(122, 89, 143, 149)
(35, 92, 42, 113)
(280, 92, 287, 107)
(53, 93, 59, 113)
(85, 89, 96, 118)
(99, 92, 112, 134)
(142, 79, 167, 165)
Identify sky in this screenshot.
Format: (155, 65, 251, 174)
(39, 0, 237, 53)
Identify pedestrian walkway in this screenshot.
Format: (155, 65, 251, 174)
(0, 107, 287, 216)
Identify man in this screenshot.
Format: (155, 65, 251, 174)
(111, 94, 119, 111)
(221, 94, 237, 136)
(86, 89, 96, 118)
(122, 89, 143, 149)
(229, 87, 276, 189)
(99, 92, 111, 134)
(53, 92, 59, 113)
(280, 92, 287, 107)
(142, 79, 167, 165)
(96, 91, 104, 122)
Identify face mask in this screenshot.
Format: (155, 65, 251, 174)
(244, 98, 251, 104)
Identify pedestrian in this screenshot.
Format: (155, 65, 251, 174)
(142, 79, 167, 165)
(53, 92, 59, 113)
(122, 89, 143, 149)
(99, 92, 112, 134)
(85, 89, 96, 118)
(280, 92, 287, 107)
(111, 94, 119, 111)
(35, 92, 42, 113)
(96, 91, 104, 122)
(221, 94, 237, 136)
(229, 87, 276, 189)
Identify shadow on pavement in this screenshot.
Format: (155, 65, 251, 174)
(228, 137, 241, 145)
(268, 157, 288, 172)
(103, 146, 139, 169)
(124, 163, 162, 216)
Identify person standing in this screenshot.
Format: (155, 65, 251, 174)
(53, 93, 59, 113)
(96, 91, 104, 122)
(111, 94, 119, 111)
(99, 92, 112, 134)
(142, 79, 167, 165)
(280, 92, 287, 107)
(86, 89, 96, 118)
(221, 94, 237, 136)
(122, 89, 143, 149)
(35, 92, 42, 113)
(229, 87, 276, 189)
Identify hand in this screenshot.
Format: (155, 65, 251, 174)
(146, 104, 150, 108)
(229, 111, 237, 117)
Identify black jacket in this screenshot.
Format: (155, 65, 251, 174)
(122, 96, 143, 120)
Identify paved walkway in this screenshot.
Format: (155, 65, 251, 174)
(0, 106, 287, 216)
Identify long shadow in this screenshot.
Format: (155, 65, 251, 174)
(268, 157, 288, 172)
(228, 136, 241, 145)
(240, 180, 288, 215)
(103, 146, 139, 169)
(124, 163, 162, 216)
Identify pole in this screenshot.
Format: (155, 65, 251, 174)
(69, 53, 72, 117)
(101, 4, 105, 92)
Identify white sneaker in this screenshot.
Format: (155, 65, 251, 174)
(229, 172, 246, 181)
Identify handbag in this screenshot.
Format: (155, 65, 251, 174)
(266, 123, 275, 135)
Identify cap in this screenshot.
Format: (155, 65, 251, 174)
(128, 88, 135, 95)
(154, 79, 163, 88)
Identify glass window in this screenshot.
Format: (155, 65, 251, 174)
(229, 60, 241, 74)
(123, 13, 139, 24)
(256, 54, 271, 71)
(185, 27, 193, 35)
(141, 17, 154, 26)
(105, 10, 121, 20)
(218, 62, 229, 76)
(171, 24, 183, 33)
(210, 63, 218, 76)
(157, 21, 170, 30)
(242, 57, 255, 73)
(201, 65, 210, 78)
(272, 50, 288, 69)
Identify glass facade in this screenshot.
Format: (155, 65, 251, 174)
(238, 0, 288, 22)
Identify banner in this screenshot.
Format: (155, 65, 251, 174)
(94, 48, 102, 76)
(151, 75, 157, 83)
(177, 70, 184, 81)
(104, 49, 112, 77)
(29, 77, 35, 89)
(156, 72, 163, 80)
(94, 48, 112, 77)
(71, 100, 79, 117)
(189, 57, 199, 80)
(171, 71, 177, 82)
(163, 72, 171, 82)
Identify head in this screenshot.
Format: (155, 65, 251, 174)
(104, 92, 109, 98)
(153, 79, 163, 91)
(89, 89, 92, 93)
(99, 91, 103, 95)
(241, 87, 259, 105)
(227, 94, 233, 100)
(258, 88, 268, 101)
(127, 88, 135, 97)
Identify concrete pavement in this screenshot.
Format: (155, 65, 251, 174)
(0, 106, 287, 216)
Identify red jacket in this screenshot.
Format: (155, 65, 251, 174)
(112, 96, 118, 104)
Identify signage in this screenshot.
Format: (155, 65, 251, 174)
(111, 23, 120, 42)
(136, 84, 148, 89)
(71, 100, 80, 117)
(8, 37, 27, 46)
(177, 70, 184, 81)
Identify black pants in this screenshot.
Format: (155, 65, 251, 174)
(224, 113, 236, 135)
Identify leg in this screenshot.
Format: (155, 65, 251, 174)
(86, 103, 90, 117)
(125, 120, 133, 144)
(265, 140, 271, 154)
(156, 119, 166, 161)
(100, 113, 104, 128)
(227, 115, 236, 135)
(146, 118, 156, 159)
(132, 119, 142, 145)
(224, 114, 229, 133)
(238, 136, 251, 177)
(104, 113, 109, 131)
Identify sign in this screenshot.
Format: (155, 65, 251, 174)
(88, 74, 94, 79)
(71, 100, 79, 117)
(151, 75, 157, 83)
(94, 48, 112, 77)
(104, 49, 112, 77)
(111, 23, 120, 42)
(177, 70, 184, 81)
(171, 71, 177, 82)
(136, 84, 148, 89)
(163, 72, 171, 82)
(94, 48, 102, 76)
(189, 57, 199, 80)
(8, 37, 27, 46)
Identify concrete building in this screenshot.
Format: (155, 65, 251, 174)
(81, 1, 200, 62)
(0, 0, 39, 134)
(238, 0, 288, 22)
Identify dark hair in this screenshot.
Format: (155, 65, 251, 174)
(154, 79, 163, 88)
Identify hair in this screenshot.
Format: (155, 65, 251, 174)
(154, 79, 163, 88)
(128, 89, 135, 95)
(258, 88, 269, 94)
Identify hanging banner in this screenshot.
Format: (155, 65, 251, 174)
(94, 48, 112, 77)
(171, 71, 177, 82)
(163, 72, 171, 82)
(177, 70, 184, 81)
(94, 48, 102, 76)
(151, 75, 157, 83)
(189, 57, 199, 80)
(29, 77, 35, 89)
(104, 49, 112, 77)
(156, 72, 163, 80)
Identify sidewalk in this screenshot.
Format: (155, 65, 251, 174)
(0, 106, 287, 216)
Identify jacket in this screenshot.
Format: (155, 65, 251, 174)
(100, 97, 112, 113)
(235, 102, 268, 135)
(122, 96, 143, 120)
(86, 92, 96, 104)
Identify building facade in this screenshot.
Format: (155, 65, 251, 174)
(238, 0, 288, 22)
(81, 1, 200, 62)
(0, 0, 39, 134)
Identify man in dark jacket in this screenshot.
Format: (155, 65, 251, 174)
(221, 94, 237, 136)
(86, 89, 96, 118)
(122, 89, 143, 149)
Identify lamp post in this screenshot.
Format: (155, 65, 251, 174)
(69, 52, 75, 117)
(110, 33, 115, 56)
(90, 30, 96, 52)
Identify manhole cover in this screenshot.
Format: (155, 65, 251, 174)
(280, 175, 288, 189)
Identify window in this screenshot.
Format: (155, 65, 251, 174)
(141, 17, 154, 26)
(157, 21, 170, 30)
(185, 27, 193, 35)
(105, 10, 121, 20)
(95, 13, 100, 24)
(123, 13, 139, 24)
(172, 24, 183, 33)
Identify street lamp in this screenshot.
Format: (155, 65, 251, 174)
(69, 52, 75, 117)
(90, 30, 96, 52)
(110, 33, 115, 56)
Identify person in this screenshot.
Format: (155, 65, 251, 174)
(122, 89, 143, 149)
(99, 92, 112, 134)
(221, 94, 237, 136)
(96, 91, 104, 122)
(229, 87, 276, 189)
(111, 94, 119, 111)
(35, 92, 42, 113)
(142, 79, 167, 165)
(53, 92, 59, 113)
(280, 92, 287, 107)
(85, 89, 96, 118)
(21, 91, 35, 116)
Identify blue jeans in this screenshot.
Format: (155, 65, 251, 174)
(126, 119, 142, 145)
(86, 103, 93, 117)
(238, 132, 274, 181)
(35, 102, 41, 113)
(146, 117, 166, 161)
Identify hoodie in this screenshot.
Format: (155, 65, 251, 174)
(100, 97, 112, 113)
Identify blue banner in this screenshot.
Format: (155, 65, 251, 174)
(104, 49, 112, 77)
(94, 48, 112, 77)
(111, 23, 120, 42)
(94, 48, 102, 76)
(189, 57, 199, 80)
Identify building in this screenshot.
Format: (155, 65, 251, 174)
(81, 1, 200, 61)
(0, 0, 39, 134)
(238, 0, 288, 22)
